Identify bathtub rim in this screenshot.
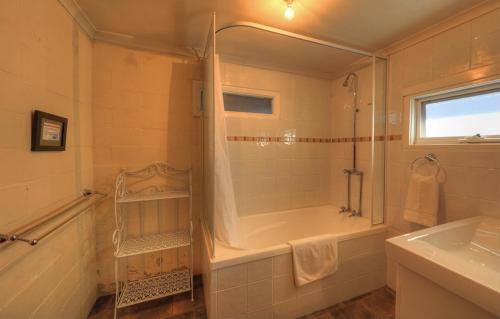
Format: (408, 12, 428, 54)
(202, 221, 388, 270)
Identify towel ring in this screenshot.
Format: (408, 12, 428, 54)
(410, 153, 441, 177)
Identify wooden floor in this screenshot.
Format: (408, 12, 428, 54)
(88, 284, 395, 319)
(300, 288, 396, 319)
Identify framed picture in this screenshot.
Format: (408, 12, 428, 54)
(31, 110, 68, 151)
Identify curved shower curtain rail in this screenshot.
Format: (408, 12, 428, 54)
(213, 20, 386, 59)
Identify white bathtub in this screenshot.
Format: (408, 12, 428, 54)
(201, 205, 388, 319)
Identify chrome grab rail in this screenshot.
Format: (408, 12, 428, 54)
(0, 189, 106, 246)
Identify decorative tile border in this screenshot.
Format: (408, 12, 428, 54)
(226, 135, 402, 143)
(387, 134, 402, 141)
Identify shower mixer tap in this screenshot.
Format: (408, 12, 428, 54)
(348, 210, 362, 217)
(339, 169, 363, 216)
(339, 207, 359, 217)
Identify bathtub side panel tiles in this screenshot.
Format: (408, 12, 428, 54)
(202, 235, 217, 319)
(212, 231, 387, 318)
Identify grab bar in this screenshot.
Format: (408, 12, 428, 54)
(0, 189, 106, 246)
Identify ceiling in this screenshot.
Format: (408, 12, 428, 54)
(75, 0, 487, 78)
(77, 0, 486, 54)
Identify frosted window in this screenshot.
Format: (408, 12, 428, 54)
(421, 89, 500, 138)
(223, 93, 273, 114)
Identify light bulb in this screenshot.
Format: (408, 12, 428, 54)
(284, 3, 294, 20)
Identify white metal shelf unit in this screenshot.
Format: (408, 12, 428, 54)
(113, 163, 193, 318)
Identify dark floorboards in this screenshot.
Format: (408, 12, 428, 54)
(89, 283, 395, 319)
(299, 287, 396, 319)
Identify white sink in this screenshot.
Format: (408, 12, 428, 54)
(386, 216, 500, 317)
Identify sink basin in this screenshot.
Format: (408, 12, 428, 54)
(386, 215, 500, 317)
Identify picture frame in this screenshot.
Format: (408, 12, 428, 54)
(31, 110, 68, 152)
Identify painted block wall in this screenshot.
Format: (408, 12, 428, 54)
(0, 0, 96, 318)
(385, 7, 500, 289)
(91, 42, 203, 293)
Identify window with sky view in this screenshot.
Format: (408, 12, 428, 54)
(422, 89, 500, 138)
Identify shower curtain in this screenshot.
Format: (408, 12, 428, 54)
(213, 54, 242, 248)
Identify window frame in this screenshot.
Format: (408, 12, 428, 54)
(222, 85, 280, 119)
(411, 80, 500, 145)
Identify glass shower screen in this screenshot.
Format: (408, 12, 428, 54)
(202, 21, 387, 256)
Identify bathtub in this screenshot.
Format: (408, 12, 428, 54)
(201, 205, 388, 319)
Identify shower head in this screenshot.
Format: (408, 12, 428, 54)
(342, 72, 357, 87)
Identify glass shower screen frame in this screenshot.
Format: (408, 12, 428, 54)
(202, 13, 216, 257)
(370, 57, 387, 225)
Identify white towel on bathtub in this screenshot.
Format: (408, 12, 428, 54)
(403, 173, 439, 227)
(288, 234, 338, 287)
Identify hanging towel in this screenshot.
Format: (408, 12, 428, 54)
(403, 173, 439, 227)
(288, 234, 338, 287)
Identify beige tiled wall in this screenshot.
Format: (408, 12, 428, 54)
(220, 61, 382, 218)
(91, 42, 203, 293)
(203, 231, 387, 319)
(0, 0, 96, 318)
(220, 62, 332, 215)
(385, 8, 500, 288)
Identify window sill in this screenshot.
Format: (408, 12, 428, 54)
(406, 142, 500, 151)
(413, 137, 500, 146)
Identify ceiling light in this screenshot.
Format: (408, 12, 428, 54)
(284, 0, 294, 20)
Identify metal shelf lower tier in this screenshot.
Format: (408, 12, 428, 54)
(115, 230, 191, 258)
(117, 268, 192, 308)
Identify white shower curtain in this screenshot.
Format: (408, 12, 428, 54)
(213, 55, 242, 248)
